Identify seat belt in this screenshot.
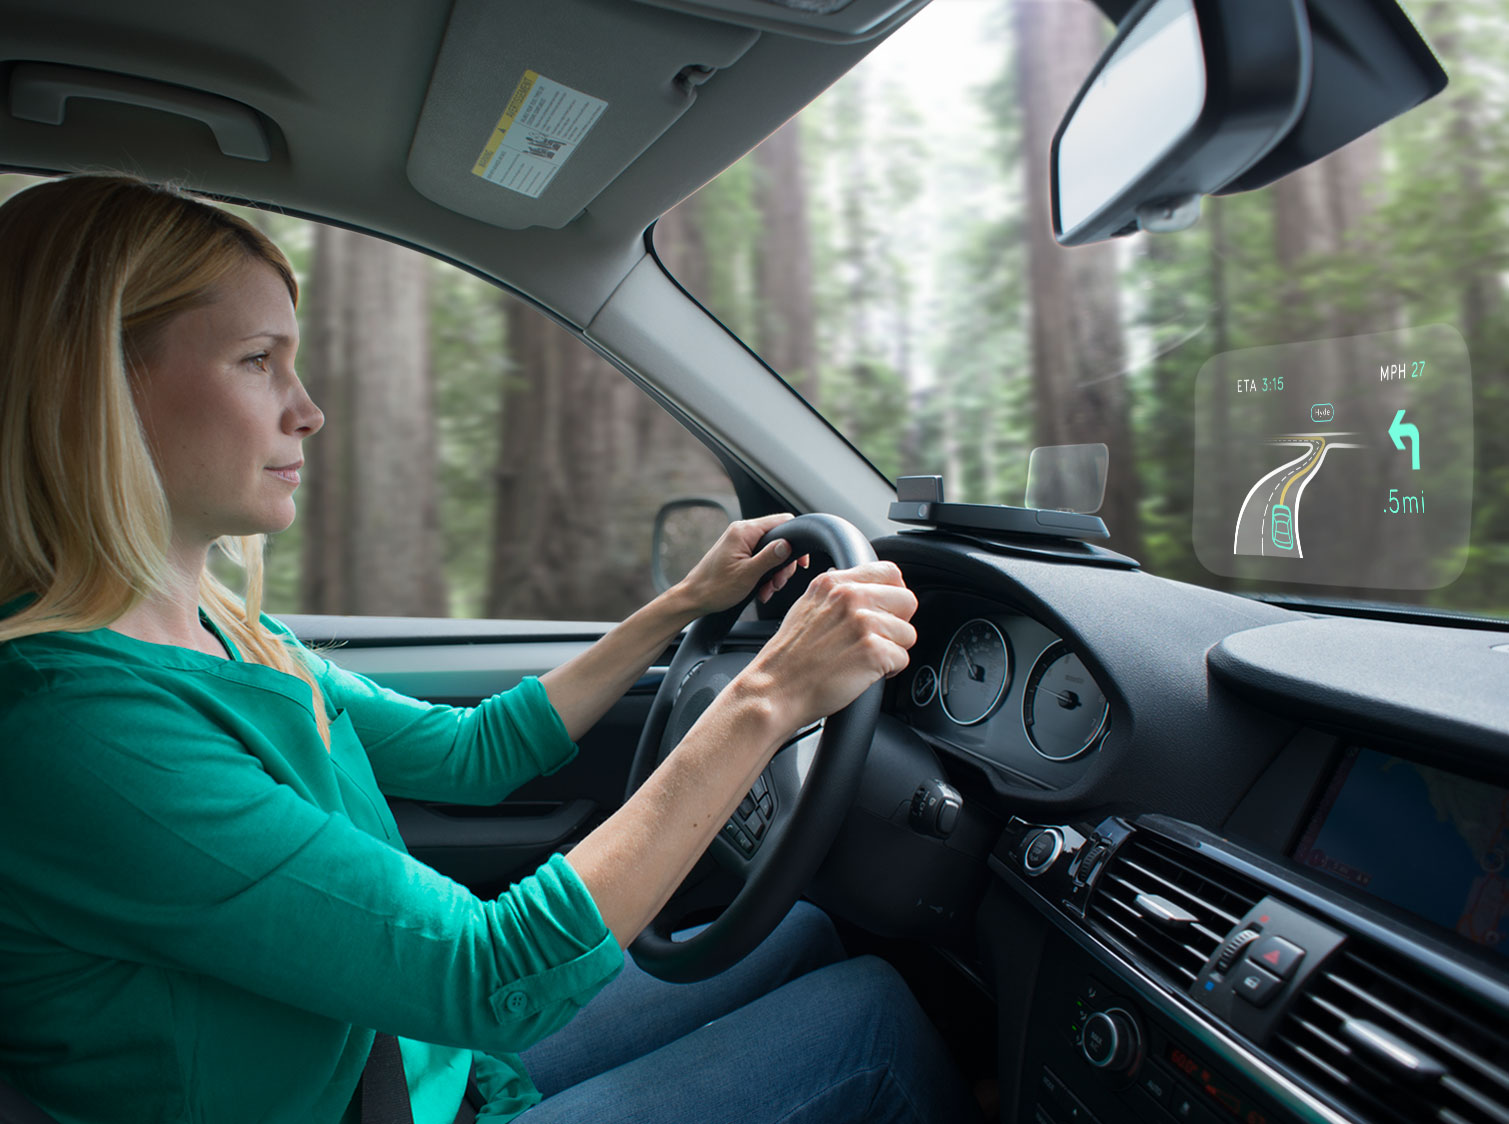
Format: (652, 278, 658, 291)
(360, 1033, 416, 1124)
(360, 1033, 481, 1124)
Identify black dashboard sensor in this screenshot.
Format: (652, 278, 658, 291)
(889, 475, 1110, 542)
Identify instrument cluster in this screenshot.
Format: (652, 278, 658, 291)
(899, 592, 1111, 787)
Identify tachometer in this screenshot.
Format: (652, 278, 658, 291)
(910, 664, 938, 707)
(939, 619, 1011, 726)
(1022, 642, 1109, 761)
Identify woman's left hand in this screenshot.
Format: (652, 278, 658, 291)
(676, 512, 810, 616)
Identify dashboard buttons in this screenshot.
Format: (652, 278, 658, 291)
(1136, 1063, 1175, 1109)
(1081, 1008, 1140, 1073)
(1025, 828, 1064, 875)
(1213, 927, 1261, 972)
(1247, 935, 1305, 979)
(1233, 965, 1284, 1007)
(1040, 1066, 1103, 1124)
(1169, 1089, 1221, 1124)
(1073, 843, 1108, 883)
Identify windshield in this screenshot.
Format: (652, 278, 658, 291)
(654, 0, 1509, 621)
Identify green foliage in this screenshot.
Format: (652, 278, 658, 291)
(696, 162, 762, 345)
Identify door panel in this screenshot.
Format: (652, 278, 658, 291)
(284, 615, 666, 893)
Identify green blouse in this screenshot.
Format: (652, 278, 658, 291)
(0, 612, 624, 1123)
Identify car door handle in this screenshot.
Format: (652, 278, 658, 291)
(9, 62, 271, 161)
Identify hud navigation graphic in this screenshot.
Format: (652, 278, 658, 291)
(1192, 325, 1472, 589)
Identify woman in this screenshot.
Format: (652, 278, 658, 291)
(0, 176, 980, 1123)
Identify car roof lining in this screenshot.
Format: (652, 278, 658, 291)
(0, 0, 904, 328)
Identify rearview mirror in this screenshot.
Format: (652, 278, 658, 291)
(1051, 0, 1310, 246)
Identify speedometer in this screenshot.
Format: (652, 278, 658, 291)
(1022, 642, 1109, 761)
(939, 619, 1011, 726)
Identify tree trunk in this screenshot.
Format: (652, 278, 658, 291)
(1015, 0, 1143, 556)
(299, 224, 350, 613)
(300, 228, 446, 615)
(488, 183, 735, 621)
(486, 292, 730, 621)
(752, 118, 818, 403)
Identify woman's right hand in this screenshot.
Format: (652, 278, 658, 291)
(736, 561, 919, 737)
(565, 561, 916, 946)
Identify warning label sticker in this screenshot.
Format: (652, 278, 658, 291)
(472, 71, 608, 199)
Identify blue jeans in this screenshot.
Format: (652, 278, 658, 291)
(509, 903, 982, 1124)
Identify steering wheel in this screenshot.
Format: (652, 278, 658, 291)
(624, 513, 883, 982)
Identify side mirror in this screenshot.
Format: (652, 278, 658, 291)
(1051, 0, 1310, 246)
(651, 498, 733, 593)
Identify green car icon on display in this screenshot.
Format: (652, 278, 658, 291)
(1270, 504, 1294, 551)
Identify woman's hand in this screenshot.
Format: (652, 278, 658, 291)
(565, 558, 916, 947)
(736, 560, 918, 737)
(675, 512, 810, 616)
(542, 513, 808, 742)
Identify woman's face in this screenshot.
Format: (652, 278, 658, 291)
(132, 259, 323, 548)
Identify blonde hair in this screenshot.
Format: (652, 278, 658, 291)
(0, 174, 330, 745)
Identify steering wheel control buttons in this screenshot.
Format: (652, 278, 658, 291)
(909, 779, 962, 838)
(752, 776, 773, 817)
(1024, 828, 1063, 875)
(721, 820, 755, 856)
(722, 769, 776, 858)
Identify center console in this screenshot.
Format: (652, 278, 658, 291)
(992, 811, 1509, 1124)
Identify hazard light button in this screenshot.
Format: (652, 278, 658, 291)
(1247, 935, 1305, 980)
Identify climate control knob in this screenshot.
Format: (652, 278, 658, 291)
(1081, 1008, 1140, 1073)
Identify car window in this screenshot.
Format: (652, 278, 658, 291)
(0, 173, 736, 622)
(656, 0, 1509, 622)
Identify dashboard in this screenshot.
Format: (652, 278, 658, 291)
(855, 530, 1509, 1124)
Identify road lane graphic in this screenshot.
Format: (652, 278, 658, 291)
(1233, 435, 1340, 558)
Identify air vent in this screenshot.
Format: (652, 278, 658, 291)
(1272, 943, 1509, 1124)
(1087, 832, 1265, 989)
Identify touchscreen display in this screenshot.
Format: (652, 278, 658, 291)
(1292, 747, 1509, 957)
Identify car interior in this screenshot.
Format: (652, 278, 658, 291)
(4, 1, 1509, 1123)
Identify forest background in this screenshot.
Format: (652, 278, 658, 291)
(4, 0, 1504, 622)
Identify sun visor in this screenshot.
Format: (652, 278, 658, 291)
(407, 0, 757, 230)
(629, 0, 929, 43)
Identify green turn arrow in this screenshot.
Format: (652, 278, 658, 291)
(1389, 408, 1420, 471)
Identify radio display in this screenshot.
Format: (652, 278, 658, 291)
(1292, 746, 1509, 957)
(1165, 1043, 1271, 1124)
